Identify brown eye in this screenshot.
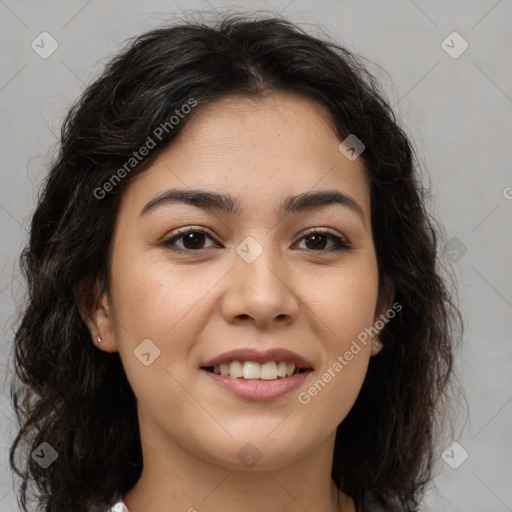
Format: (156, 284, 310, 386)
(162, 227, 218, 252)
(296, 230, 352, 252)
(162, 227, 351, 254)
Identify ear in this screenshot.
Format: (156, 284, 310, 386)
(76, 280, 118, 353)
(370, 274, 396, 356)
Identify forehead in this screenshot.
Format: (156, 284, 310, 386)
(120, 93, 370, 221)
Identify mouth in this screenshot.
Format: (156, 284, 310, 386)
(202, 361, 311, 380)
(200, 364, 313, 401)
(200, 347, 314, 383)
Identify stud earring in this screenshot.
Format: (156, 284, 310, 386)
(371, 338, 383, 351)
(97, 336, 102, 344)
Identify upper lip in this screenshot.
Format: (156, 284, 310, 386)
(201, 347, 314, 370)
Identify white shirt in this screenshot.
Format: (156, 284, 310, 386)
(108, 499, 129, 512)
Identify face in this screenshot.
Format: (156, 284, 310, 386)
(86, 93, 388, 472)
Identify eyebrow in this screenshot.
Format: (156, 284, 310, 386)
(139, 188, 365, 224)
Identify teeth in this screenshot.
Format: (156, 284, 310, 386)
(260, 362, 277, 380)
(228, 360, 243, 378)
(242, 361, 261, 379)
(276, 361, 288, 377)
(212, 361, 299, 380)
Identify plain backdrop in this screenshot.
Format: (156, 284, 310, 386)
(1, 1, 511, 511)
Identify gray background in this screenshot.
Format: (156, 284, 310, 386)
(1, 1, 511, 511)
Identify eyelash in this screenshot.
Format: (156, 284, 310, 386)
(161, 226, 352, 254)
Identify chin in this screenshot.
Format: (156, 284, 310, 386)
(199, 432, 313, 471)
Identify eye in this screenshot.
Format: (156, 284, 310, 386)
(161, 227, 352, 254)
(161, 227, 218, 252)
(294, 229, 352, 253)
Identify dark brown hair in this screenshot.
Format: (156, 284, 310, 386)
(9, 10, 463, 512)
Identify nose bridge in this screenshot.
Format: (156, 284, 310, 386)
(224, 232, 298, 323)
(235, 232, 284, 293)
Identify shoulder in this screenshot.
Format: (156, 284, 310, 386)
(89, 498, 129, 512)
(107, 500, 129, 512)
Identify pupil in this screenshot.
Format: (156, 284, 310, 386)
(183, 232, 204, 249)
(182, 233, 328, 250)
(306, 234, 326, 250)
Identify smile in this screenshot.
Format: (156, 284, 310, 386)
(200, 347, 314, 400)
(204, 360, 307, 380)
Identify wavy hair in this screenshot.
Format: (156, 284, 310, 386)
(9, 11, 463, 512)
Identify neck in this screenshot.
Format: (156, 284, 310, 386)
(123, 415, 355, 512)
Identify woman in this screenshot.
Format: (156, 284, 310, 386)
(9, 11, 462, 512)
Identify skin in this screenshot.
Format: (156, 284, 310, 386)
(82, 93, 392, 512)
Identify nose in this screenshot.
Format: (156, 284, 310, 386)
(220, 239, 300, 329)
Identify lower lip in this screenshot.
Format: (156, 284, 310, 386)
(200, 369, 313, 400)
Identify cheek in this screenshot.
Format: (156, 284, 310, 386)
(297, 261, 379, 414)
(110, 246, 212, 336)
(108, 249, 226, 400)
(310, 262, 379, 348)
(297, 306, 376, 429)
(108, 257, 198, 416)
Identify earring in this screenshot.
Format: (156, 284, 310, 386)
(371, 338, 383, 351)
(96, 336, 102, 344)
